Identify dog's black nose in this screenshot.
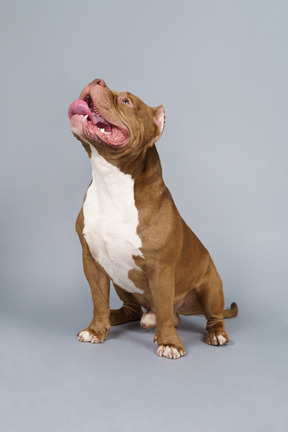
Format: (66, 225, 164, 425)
(91, 78, 107, 88)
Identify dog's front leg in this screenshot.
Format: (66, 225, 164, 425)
(77, 245, 111, 344)
(149, 266, 186, 359)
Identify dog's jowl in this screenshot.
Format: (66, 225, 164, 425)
(68, 78, 238, 359)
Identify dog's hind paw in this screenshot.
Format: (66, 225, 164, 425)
(205, 330, 230, 346)
(140, 311, 156, 329)
(157, 345, 186, 359)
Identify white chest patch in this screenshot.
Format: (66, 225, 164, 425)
(82, 146, 144, 294)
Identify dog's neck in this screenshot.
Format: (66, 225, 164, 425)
(89, 144, 134, 195)
(88, 142, 163, 182)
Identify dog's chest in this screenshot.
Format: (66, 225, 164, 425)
(82, 147, 143, 294)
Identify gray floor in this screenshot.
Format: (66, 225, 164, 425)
(1, 292, 287, 432)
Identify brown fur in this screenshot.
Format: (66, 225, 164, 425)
(71, 79, 238, 358)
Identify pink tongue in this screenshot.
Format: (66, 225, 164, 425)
(68, 100, 92, 119)
(68, 99, 108, 126)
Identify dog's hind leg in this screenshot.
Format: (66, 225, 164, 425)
(110, 284, 142, 325)
(197, 259, 231, 346)
(140, 311, 180, 329)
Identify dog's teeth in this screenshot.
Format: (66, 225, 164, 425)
(84, 115, 88, 119)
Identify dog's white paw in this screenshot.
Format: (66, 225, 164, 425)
(77, 330, 99, 344)
(214, 335, 227, 346)
(206, 330, 230, 346)
(140, 311, 156, 329)
(157, 345, 185, 359)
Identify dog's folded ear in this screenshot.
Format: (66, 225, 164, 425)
(152, 105, 165, 143)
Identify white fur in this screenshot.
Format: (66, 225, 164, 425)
(217, 335, 227, 346)
(140, 311, 156, 328)
(82, 146, 144, 294)
(157, 345, 184, 359)
(211, 335, 227, 346)
(78, 330, 92, 342)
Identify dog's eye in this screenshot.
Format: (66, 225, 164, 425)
(119, 96, 133, 107)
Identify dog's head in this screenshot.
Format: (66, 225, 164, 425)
(68, 79, 165, 162)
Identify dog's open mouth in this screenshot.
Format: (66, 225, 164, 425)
(68, 95, 129, 148)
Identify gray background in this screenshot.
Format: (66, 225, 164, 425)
(1, 0, 287, 431)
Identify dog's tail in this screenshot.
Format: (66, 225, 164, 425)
(223, 302, 238, 318)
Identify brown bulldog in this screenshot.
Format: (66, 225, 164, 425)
(68, 78, 238, 359)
